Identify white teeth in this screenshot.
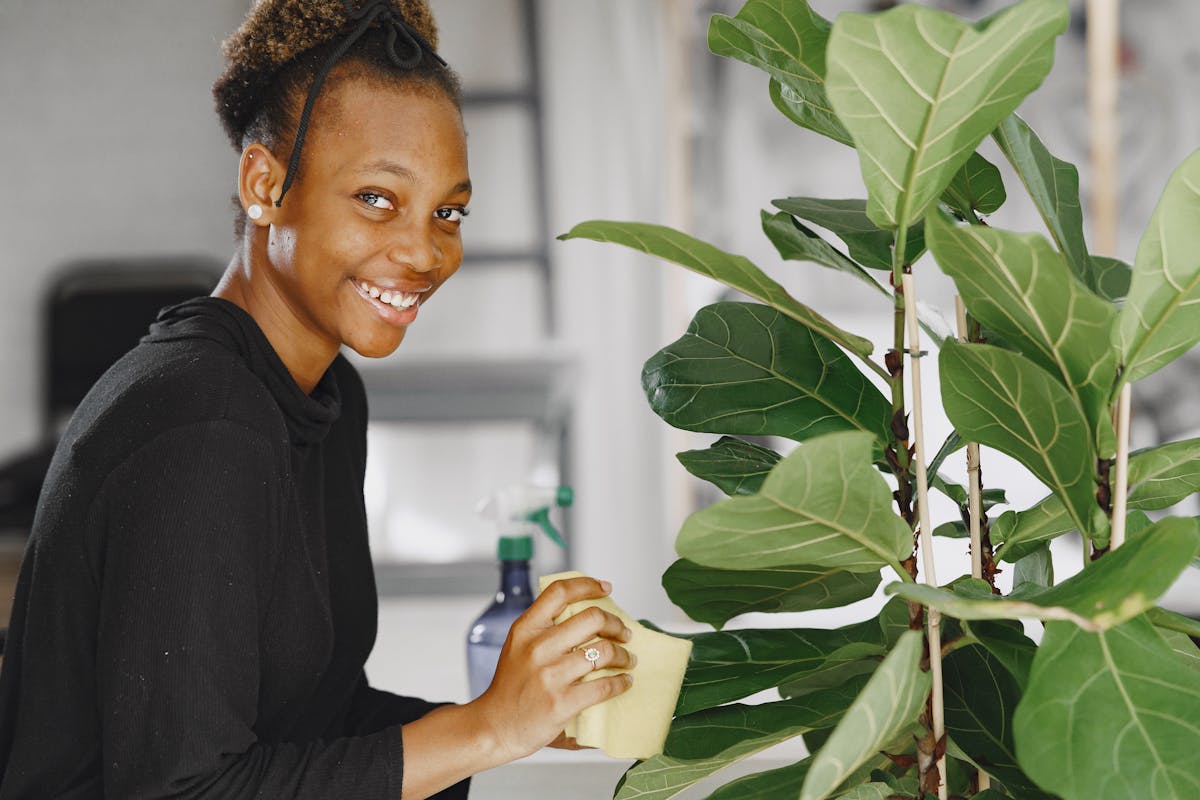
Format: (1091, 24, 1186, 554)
(359, 279, 422, 311)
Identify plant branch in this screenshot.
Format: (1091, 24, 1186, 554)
(1110, 382, 1133, 550)
(954, 297, 998, 590)
(902, 272, 947, 800)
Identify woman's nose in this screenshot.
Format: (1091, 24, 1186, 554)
(387, 226, 439, 272)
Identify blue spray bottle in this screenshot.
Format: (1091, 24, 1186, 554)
(466, 485, 572, 698)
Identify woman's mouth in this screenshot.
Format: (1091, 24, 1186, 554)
(353, 277, 429, 326)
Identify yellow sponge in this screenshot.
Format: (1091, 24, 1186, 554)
(536, 571, 692, 759)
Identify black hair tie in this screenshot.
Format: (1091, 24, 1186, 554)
(274, 0, 448, 207)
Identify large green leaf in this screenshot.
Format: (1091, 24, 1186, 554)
(942, 151, 1007, 218)
(669, 615, 889, 715)
(888, 517, 1200, 631)
(613, 682, 863, 800)
(705, 758, 813, 800)
(708, 0, 850, 145)
(928, 212, 1118, 438)
(677, 431, 912, 574)
(992, 494, 1073, 563)
(964, 619, 1038, 691)
(825, 0, 1068, 233)
(676, 436, 781, 497)
(643, 303, 890, 442)
(943, 645, 1051, 798)
(1127, 437, 1200, 509)
(1090, 254, 1133, 303)
(1015, 616, 1200, 799)
(1146, 606, 1200, 640)
(799, 630, 931, 800)
(662, 558, 880, 629)
(1118, 149, 1200, 383)
(940, 340, 1099, 538)
(560, 221, 873, 355)
(772, 197, 925, 271)
(992, 114, 1089, 284)
(761, 210, 888, 294)
(1012, 542, 1054, 589)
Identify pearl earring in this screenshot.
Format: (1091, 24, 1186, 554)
(247, 204, 264, 221)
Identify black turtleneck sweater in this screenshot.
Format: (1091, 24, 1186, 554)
(0, 297, 469, 799)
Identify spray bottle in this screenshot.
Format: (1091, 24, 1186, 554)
(466, 484, 573, 698)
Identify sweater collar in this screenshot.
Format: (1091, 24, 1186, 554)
(144, 296, 341, 446)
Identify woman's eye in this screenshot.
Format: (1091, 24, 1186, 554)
(357, 192, 395, 211)
(435, 206, 469, 223)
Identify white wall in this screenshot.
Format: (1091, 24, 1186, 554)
(0, 0, 247, 454)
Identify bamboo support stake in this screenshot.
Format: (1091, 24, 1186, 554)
(1110, 383, 1133, 549)
(1087, 0, 1120, 256)
(955, 298, 984, 582)
(902, 273, 947, 800)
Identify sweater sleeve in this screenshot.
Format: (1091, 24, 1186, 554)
(95, 420, 406, 799)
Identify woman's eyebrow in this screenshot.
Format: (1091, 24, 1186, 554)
(357, 160, 471, 195)
(359, 159, 416, 181)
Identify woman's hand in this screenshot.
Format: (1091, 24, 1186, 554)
(467, 575, 635, 762)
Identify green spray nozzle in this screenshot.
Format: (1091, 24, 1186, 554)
(479, 485, 573, 559)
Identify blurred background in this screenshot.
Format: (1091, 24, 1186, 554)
(2, 1, 1199, 795)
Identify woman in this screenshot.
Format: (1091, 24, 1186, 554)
(0, 1, 633, 797)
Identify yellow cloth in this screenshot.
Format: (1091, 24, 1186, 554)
(536, 571, 692, 759)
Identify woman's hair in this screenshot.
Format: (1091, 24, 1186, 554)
(213, 0, 462, 234)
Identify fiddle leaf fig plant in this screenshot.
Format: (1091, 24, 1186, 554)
(560, 0, 1200, 798)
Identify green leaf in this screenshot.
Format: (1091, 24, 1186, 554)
(780, 599, 912, 699)
(676, 436, 781, 497)
(943, 645, 1051, 798)
(973, 791, 1017, 800)
(662, 558, 880, 629)
(930, 472, 1007, 511)
(835, 784, 900, 800)
(677, 431, 912, 574)
(1015, 616, 1200, 799)
(1012, 542, 1054, 589)
(705, 759, 811, 800)
(799, 630, 931, 800)
(939, 340, 1098, 538)
(708, 0, 850, 145)
(887, 518, 1200, 631)
(670, 616, 888, 715)
(761, 210, 888, 294)
(826, 0, 1068, 232)
(992, 113, 1090, 287)
(1160, 627, 1200, 671)
(643, 303, 890, 443)
(964, 619, 1038, 691)
(928, 212, 1119, 440)
(993, 494, 1074, 563)
(1146, 606, 1200, 640)
(942, 151, 1007, 217)
(560, 221, 874, 356)
(614, 683, 861, 800)
(1090, 254, 1133, 302)
(1127, 437, 1200, 509)
(773, 197, 925, 271)
(1118, 149, 1200, 383)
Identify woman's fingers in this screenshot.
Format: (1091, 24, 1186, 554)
(521, 576, 610, 630)
(540, 604, 631, 654)
(567, 672, 634, 712)
(555, 638, 637, 684)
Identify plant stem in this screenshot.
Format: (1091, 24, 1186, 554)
(902, 272, 947, 800)
(955, 299, 985, 583)
(1110, 382, 1132, 550)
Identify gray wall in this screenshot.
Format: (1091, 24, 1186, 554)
(0, 0, 246, 454)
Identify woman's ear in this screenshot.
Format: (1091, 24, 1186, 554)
(237, 143, 284, 226)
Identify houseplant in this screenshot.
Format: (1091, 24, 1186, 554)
(561, 1, 1200, 798)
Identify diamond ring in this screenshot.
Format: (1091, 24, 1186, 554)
(583, 646, 601, 670)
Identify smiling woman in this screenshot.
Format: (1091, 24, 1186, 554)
(0, 2, 632, 799)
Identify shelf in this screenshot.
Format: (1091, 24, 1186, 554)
(349, 350, 576, 424)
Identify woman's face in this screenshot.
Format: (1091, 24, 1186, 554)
(263, 76, 471, 360)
